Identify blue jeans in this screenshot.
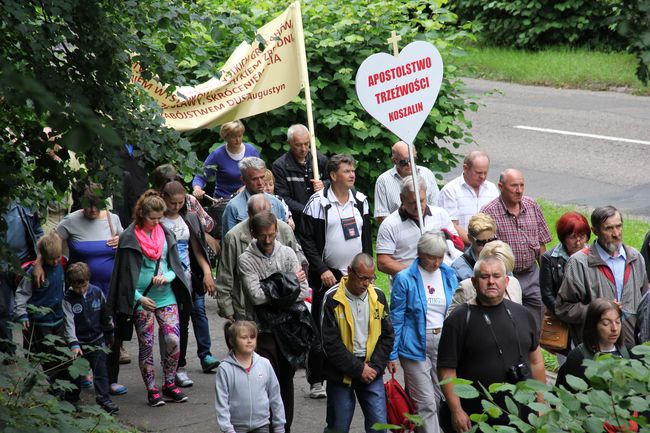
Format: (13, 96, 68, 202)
(70, 338, 111, 404)
(325, 376, 387, 433)
(190, 292, 212, 360)
(178, 292, 212, 366)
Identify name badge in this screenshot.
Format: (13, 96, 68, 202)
(340, 215, 360, 240)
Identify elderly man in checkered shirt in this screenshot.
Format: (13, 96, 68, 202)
(481, 168, 551, 332)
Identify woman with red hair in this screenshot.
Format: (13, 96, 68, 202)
(540, 211, 590, 352)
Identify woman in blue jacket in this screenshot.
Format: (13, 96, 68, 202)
(387, 231, 458, 433)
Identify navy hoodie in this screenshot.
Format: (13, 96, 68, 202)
(62, 284, 114, 349)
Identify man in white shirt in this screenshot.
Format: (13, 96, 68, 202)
(374, 141, 439, 225)
(376, 176, 461, 281)
(437, 151, 498, 245)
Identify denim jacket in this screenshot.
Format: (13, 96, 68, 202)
(390, 258, 458, 361)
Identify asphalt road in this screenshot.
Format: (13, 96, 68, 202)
(441, 78, 650, 218)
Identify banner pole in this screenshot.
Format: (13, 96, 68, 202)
(292, 1, 319, 180)
(405, 141, 424, 233)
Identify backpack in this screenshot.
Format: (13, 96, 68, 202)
(384, 373, 416, 432)
(14, 257, 68, 288)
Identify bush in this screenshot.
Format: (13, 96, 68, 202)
(615, 0, 650, 84)
(445, 344, 650, 433)
(450, 0, 627, 50)
(0, 323, 125, 432)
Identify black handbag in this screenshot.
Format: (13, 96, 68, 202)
(115, 259, 160, 341)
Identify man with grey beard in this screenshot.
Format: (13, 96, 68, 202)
(556, 206, 648, 347)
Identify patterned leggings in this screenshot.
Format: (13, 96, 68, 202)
(134, 304, 180, 390)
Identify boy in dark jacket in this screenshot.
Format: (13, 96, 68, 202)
(14, 232, 72, 398)
(63, 262, 118, 413)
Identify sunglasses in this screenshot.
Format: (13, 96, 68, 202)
(475, 237, 497, 247)
(396, 159, 412, 167)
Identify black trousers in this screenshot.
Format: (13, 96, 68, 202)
(257, 332, 295, 433)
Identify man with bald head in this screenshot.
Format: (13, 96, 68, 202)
(481, 169, 551, 332)
(438, 151, 499, 245)
(272, 124, 328, 227)
(215, 194, 305, 321)
(374, 141, 439, 224)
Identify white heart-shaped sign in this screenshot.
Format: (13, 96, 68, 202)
(355, 41, 443, 144)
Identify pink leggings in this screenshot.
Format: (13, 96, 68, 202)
(134, 304, 180, 390)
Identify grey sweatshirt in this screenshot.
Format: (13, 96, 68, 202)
(214, 352, 285, 433)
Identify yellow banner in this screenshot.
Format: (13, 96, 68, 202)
(131, 2, 305, 131)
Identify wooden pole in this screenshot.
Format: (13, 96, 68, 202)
(292, 2, 319, 180)
(387, 31, 424, 231)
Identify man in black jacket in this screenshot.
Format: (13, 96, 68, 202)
(299, 154, 373, 398)
(321, 253, 394, 433)
(271, 124, 328, 227)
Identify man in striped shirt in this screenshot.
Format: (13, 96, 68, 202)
(374, 141, 439, 225)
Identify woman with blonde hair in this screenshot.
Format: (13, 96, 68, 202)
(191, 120, 260, 200)
(450, 213, 497, 281)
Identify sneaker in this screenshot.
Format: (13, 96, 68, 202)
(119, 346, 131, 364)
(162, 384, 188, 403)
(200, 354, 220, 373)
(175, 368, 194, 387)
(309, 382, 327, 399)
(80, 374, 93, 388)
(100, 401, 119, 414)
(147, 388, 166, 407)
(109, 383, 128, 396)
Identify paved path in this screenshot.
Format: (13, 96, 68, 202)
(93, 297, 387, 432)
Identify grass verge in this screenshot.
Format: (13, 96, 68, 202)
(454, 45, 650, 95)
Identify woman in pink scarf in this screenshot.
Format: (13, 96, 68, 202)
(108, 190, 192, 407)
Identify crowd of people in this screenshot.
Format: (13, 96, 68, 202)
(2, 120, 650, 433)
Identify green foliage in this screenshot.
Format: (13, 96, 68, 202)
(0, 324, 123, 432)
(449, 344, 650, 433)
(614, 0, 650, 84)
(449, 0, 626, 50)
(180, 0, 478, 202)
(0, 0, 217, 267)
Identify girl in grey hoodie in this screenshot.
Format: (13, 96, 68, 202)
(215, 321, 285, 433)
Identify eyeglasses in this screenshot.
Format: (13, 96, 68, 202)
(396, 159, 411, 167)
(475, 237, 497, 247)
(350, 267, 376, 283)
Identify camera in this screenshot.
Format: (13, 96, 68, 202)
(506, 363, 530, 384)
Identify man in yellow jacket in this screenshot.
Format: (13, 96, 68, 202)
(321, 253, 394, 433)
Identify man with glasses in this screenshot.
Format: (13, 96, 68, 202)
(321, 253, 394, 433)
(556, 206, 648, 347)
(374, 141, 439, 225)
(481, 169, 551, 333)
(377, 176, 461, 285)
(438, 151, 499, 245)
